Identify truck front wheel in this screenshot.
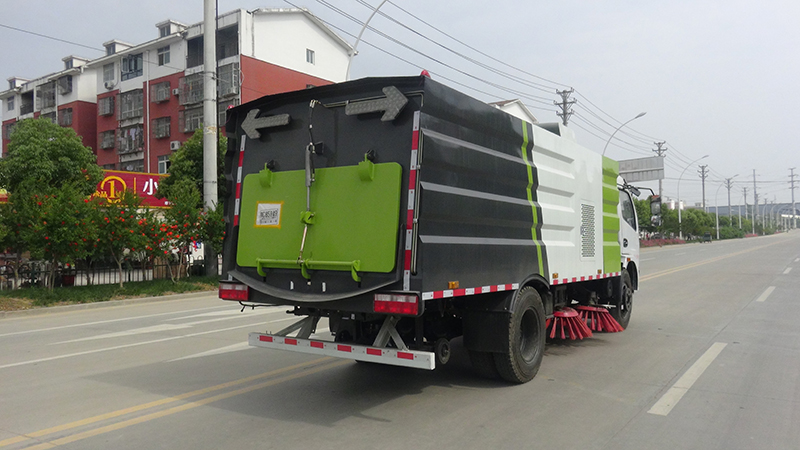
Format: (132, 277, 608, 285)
(611, 271, 633, 329)
(494, 287, 545, 383)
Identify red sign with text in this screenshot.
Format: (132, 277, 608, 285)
(92, 170, 170, 208)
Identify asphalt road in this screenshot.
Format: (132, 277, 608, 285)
(1, 231, 799, 450)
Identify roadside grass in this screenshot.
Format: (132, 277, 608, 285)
(0, 276, 218, 311)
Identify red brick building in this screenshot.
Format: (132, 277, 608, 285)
(1, 8, 352, 174)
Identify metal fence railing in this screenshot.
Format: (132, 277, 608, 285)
(0, 256, 219, 290)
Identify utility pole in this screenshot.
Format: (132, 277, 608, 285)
(653, 141, 667, 199)
(698, 165, 709, 211)
(741, 186, 747, 228)
(202, 0, 219, 275)
(791, 167, 797, 229)
(724, 177, 735, 226)
(752, 169, 758, 235)
(555, 88, 575, 126)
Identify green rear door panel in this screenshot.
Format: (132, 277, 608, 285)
(237, 162, 403, 275)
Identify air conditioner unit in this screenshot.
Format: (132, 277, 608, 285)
(170, 140, 181, 151)
(172, 88, 180, 96)
(104, 81, 115, 90)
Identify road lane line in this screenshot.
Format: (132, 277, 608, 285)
(56, 310, 280, 344)
(784, 267, 792, 274)
(640, 241, 784, 282)
(755, 286, 776, 303)
(795, 258, 799, 262)
(648, 342, 727, 416)
(21, 360, 351, 450)
(0, 317, 296, 370)
(0, 305, 229, 338)
(0, 357, 333, 448)
(168, 342, 251, 361)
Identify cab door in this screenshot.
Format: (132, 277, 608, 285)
(618, 189, 639, 270)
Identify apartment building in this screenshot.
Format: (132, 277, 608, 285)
(1, 8, 353, 174)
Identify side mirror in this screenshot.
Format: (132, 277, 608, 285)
(650, 195, 662, 216)
(628, 186, 641, 197)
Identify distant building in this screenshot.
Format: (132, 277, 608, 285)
(1, 8, 353, 174)
(489, 99, 539, 124)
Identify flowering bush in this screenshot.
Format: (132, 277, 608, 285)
(640, 238, 686, 247)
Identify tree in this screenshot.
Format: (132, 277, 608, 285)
(95, 190, 147, 288)
(163, 180, 204, 281)
(0, 118, 102, 195)
(157, 129, 227, 208)
(26, 184, 96, 289)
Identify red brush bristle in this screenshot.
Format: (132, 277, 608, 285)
(548, 307, 593, 340)
(576, 305, 624, 332)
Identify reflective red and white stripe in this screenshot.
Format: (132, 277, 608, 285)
(249, 332, 435, 370)
(551, 272, 621, 285)
(403, 111, 421, 291)
(233, 137, 247, 227)
(421, 283, 519, 301)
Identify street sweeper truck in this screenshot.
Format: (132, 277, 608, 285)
(218, 75, 657, 383)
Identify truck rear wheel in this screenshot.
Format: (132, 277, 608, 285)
(494, 287, 545, 383)
(611, 271, 633, 329)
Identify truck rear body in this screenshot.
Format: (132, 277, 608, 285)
(220, 76, 637, 380)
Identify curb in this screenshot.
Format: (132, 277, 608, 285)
(0, 289, 218, 319)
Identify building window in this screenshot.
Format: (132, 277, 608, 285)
(179, 108, 203, 133)
(159, 25, 170, 38)
(58, 75, 73, 95)
(118, 125, 144, 154)
(3, 122, 16, 140)
(36, 82, 57, 110)
(40, 112, 57, 123)
(217, 62, 239, 97)
(157, 46, 170, 66)
(217, 26, 239, 60)
(187, 37, 203, 68)
(106, 43, 116, 56)
(58, 108, 73, 127)
(178, 74, 203, 105)
(99, 130, 116, 149)
(152, 117, 171, 139)
(158, 155, 171, 174)
(6, 97, 13, 111)
(122, 160, 144, 173)
(306, 49, 315, 65)
(218, 98, 240, 126)
(119, 89, 143, 119)
(64, 59, 73, 70)
(98, 96, 115, 117)
(20, 92, 34, 115)
(103, 63, 115, 83)
(151, 81, 171, 103)
(121, 53, 143, 81)
(103, 163, 116, 170)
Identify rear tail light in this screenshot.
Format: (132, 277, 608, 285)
(219, 282, 249, 301)
(373, 293, 419, 315)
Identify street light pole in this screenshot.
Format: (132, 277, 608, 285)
(345, 0, 389, 81)
(602, 112, 647, 156)
(678, 155, 709, 240)
(715, 183, 724, 240)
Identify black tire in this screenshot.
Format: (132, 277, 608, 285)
(493, 287, 546, 383)
(468, 350, 499, 379)
(611, 271, 633, 329)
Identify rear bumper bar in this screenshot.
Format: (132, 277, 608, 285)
(248, 332, 435, 370)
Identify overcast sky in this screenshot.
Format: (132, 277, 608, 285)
(2, 0, 798, 208)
